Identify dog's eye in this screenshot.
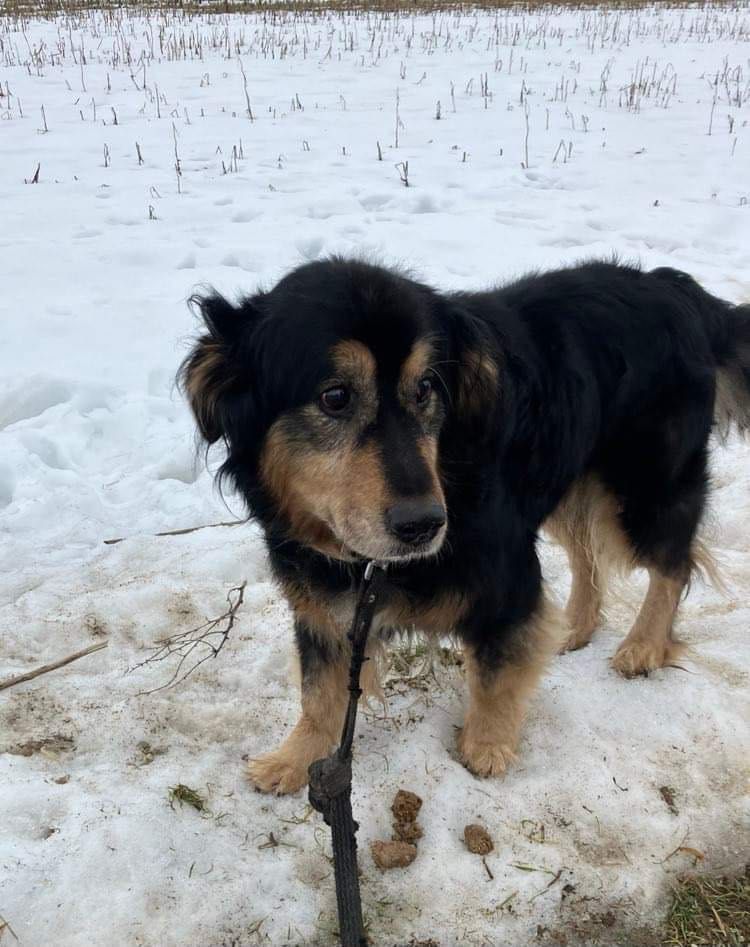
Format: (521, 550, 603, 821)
(319, 386, 351, 415)
(416, 376, 433, 406)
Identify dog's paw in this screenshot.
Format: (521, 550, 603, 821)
(559, 626, 594, 653)
(247, 750, 309, 795)
(457, 729, 517, 778)
(611, 637, 685, 678)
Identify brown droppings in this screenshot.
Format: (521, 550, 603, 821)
(464, 823, 494, 855)
(371, 839, 417, 870)
(393, 820, 423, 844)
(392, 789, 422, 823)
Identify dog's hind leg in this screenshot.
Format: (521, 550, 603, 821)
(562, 541, 602, 652)
(546, 477, 628, 652)
(611, 566, 687, 677)
(548, 519, 602, 653)
(609, 442, 710, 677)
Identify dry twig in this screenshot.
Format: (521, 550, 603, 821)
(131, 582, 246, 694)
(0, 913, 19, 942)
(0, 642, 108, 693)
(104, 520, 243, 545)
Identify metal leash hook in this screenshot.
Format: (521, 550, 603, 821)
(308, 560, 386, 947)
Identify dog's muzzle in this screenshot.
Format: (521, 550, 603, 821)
(384, 499, 447, 547)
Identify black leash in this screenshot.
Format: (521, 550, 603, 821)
(308, 560, 386, 947)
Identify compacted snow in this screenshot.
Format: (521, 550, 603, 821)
(0, 4, 748, 945)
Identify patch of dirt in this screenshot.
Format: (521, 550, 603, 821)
(659, 785, 679, 815)
(5, 734, 75, 757)
(83, 613, 108, 638)
(0, 688, 73, 734)
(133, 740, 168, 766)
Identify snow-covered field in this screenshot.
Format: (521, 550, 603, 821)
(1, 4, 748, 945)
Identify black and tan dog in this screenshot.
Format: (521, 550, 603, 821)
(180, 258, 749, 793)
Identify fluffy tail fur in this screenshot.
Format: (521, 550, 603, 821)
(715, 304, 750, 439)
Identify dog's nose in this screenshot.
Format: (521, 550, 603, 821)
(385, 499, 446, 546)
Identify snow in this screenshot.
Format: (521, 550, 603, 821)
(1, 4, 748, 945)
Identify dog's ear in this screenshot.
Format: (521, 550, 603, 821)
(444, 302, 500, 433)
(179, 292, 261, 444)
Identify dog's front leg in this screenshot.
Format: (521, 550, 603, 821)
(247, 620, 351, 794)
(457, 595, 563, 777)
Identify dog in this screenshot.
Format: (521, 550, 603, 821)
(180, 257, 750, 793)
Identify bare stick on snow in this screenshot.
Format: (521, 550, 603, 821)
(0, 642, 108, 693)
(0, 914, 19, 943)
(103, 519, 244, 545)
(239, 57, 254, 121)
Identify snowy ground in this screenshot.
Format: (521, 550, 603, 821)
(1, 4, 748, 945)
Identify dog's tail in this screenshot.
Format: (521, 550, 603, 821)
(715, 303, 750, 439)
(651, 267, 750, 439)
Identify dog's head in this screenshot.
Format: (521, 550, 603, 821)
(180, 259, 497, 563)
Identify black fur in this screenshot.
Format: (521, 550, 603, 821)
(180, 258, 750, 674)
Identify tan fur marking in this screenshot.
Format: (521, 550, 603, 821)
(715, 363, 750, 438)
(247, 613, 383, 794)
(457, 348, 499, 417)
(331, 339, 377, 394)
(399, 339, 434, 399)
(381, 588, 468, 636)
(281, 582, 345, 645)
(546, 475, 722, 657)
(415, 435, 447, 513)
(184, 341, 231, 439)
(260, 421, 392, 559)
(457, 595, 566, 777)
(545, 475, 633, 651)
(343, 439, 392, 532)
(611, 570, 687, 677)
(562, 542, 602, 651)
(247, 658, 349, 794)
(259, 423, 344, 558)
(690, 536, 725, 592)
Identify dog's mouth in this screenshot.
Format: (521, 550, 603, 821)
(330, 505, 448, 564)
(377, 533, 447, 563)
(337, 533, 447, 565)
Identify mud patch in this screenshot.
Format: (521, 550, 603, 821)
(5, 734, 75, 758)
